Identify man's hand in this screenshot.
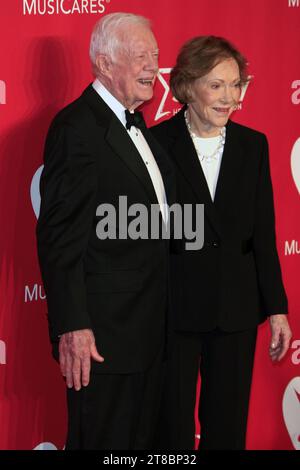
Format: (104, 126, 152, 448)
(59, 329, 104, 391)
(269, 314, 292, 362)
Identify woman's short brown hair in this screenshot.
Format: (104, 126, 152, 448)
(170, 35, 248, 104)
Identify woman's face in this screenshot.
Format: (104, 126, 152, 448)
(189, 58, 242, 135)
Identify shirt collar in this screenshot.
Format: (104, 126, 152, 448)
(92, 78, 127, 127)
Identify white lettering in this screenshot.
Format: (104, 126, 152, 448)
(291, 80, 300, 105)
(60, 0, 71, 14)
(98, 0, 105, 14)
(72, 0, 81, 14)
(90, 0, 98, 14)
(39, 286, 47, 300)
(23, 0, 107, 15)
(288, 0, 299, 7)
(25, 284, 46, 302)
(48, 0, 55, 14)
(173, 108, 181, 115)
(240, 77, 252, 102)
(155, 69, 172, 121)
(291, 340, 300, 365)
(39, 0, 47, 15)
(25, 284, 38, 302)
(285, 240, 300, 255)
(103, 454, 138, 466)
(0, 80, 6, 104)
(236, 75, 252, 110)
(23, 0, 36, 14)
(81, 0, 89, 13)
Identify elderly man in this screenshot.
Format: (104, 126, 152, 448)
(37, 12, 175, 450)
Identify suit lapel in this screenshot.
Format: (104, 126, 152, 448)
(214, 120, 244, 214)
(105, 119, 160, 205)
(170, 110, 223, 238)
(82, 84, 160, 205)
(141, 125, 176, 207)
(173, 120, 212, 204)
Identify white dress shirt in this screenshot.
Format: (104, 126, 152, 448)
(192, 134, 225, 201)
(92, 79, 168, 224)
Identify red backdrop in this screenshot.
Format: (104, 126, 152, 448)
(0, 0, 299, 450)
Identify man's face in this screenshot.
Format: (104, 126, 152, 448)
(108, 24, 159, 110)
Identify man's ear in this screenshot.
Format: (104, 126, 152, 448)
(95, 54, 112, 78)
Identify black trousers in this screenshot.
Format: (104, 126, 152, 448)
(155, 327, 257, 450)
(66, 346, 165, 450)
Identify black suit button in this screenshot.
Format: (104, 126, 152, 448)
(212, 241, 219, 248)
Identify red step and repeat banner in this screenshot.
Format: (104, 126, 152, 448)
(0, 0, 299, 450)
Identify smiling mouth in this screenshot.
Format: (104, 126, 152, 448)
(213, 107, 231, 113)
(137, 78, 154, 86)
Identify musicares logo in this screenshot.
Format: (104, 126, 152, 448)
(0, 80, 6, 105)
(282, 377, 300, 450)
(155, 69, 251, 122)
(23, 0, 107, 15)
(237, 77, 252, 109)
(155, 68, 179, 121)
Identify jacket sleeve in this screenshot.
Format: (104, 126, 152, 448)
(253, 134, 288, 315)
(36, 121, 98, 340)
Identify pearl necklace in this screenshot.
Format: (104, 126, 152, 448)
(184, 110, 226, 163)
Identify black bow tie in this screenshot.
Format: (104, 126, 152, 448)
(125, 110, 145, 131)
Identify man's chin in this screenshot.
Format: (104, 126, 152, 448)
(132, 94, 153, 109)
(143, 92, 154, 103)
(137, 88, 154, 101)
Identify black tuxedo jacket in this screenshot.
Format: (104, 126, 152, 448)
(151, 107, 288, 332)
(37, 84, 176, 373)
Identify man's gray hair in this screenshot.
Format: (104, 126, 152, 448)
(89, 12, 151, 74)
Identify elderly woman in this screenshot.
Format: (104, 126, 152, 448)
(152, 36, 292, 450)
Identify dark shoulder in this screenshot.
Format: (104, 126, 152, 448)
(44, 86, 104, 155)
(228, 121, 269, 169)
(228, 120, 267, 146)
(50, 91, 93, 132)
(151, 108, 185, 148)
